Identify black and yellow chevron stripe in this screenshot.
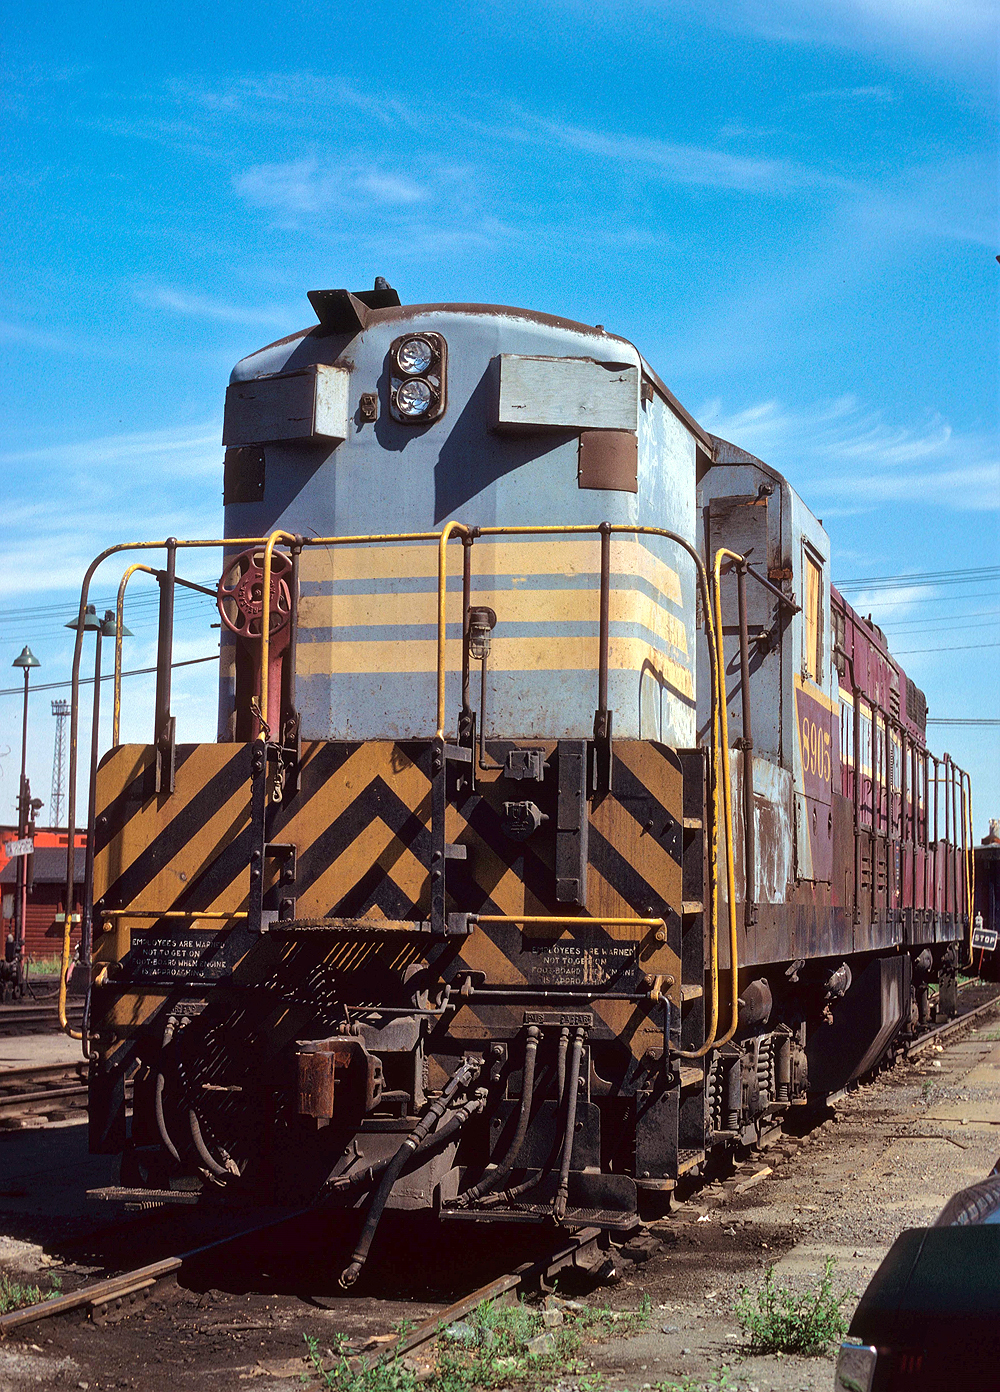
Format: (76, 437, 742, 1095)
(93, 736, 688, 1065)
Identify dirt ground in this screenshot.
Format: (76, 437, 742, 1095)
(2, 999, 999, 1392)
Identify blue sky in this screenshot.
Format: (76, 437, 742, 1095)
(1, 0, 998, 829)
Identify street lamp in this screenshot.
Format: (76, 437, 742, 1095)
(10, 646, 40, 993)
(66, 606, 131, 968)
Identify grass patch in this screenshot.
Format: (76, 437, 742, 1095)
(25, 955, 63, 978)
(0, 1271, 61, 1314)
(658, 1371, 737, 1392)
(732, 1256, 852, 1356)
(304, 1291, 651, 1391)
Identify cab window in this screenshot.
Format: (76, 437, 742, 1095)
(804, 551, 824, 681)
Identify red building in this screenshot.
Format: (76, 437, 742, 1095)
(0, 827, 85, 961)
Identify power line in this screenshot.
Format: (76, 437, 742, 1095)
(0, 653, 219, 697)
(0, 574, 221, 623)
(880, 607, 1000, 626)
(894, 641, 1000, 655)
(927, 719, 1000, 726)
(849, 589, 997, 611)
(837, 565, 1000, 593)
(0, 593, 216, 642)
(881, 615, 1000, 634)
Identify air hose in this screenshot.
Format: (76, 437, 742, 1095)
(492, 1026, 571, 1205)
(553, 1027, 585, 1221)
(325, 1089, 487, 1196)
(188, 1107, 228, 1177)
(153, 1018, 181, 1164)
(453, 1025, 540, 1207)
(338, 1057, 481, 1288)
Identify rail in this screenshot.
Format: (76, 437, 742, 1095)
(0, 1212, 606, 1339)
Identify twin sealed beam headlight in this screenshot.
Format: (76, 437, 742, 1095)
(389, 332, 447, 423)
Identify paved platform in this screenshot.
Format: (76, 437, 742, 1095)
(0, 1031, 86, 1071)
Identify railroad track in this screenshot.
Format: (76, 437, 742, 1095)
(0, 1214, 615, 1337)
(905, 989, 1000, 1058)
(0, 1000, 84, 1036)
(0, 1060, 89, 1126)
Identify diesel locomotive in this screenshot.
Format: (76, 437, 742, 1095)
(65, 281, 973, 1276)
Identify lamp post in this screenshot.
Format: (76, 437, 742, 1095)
(10, 646, 40, 993)
(66, 606, 131, 969)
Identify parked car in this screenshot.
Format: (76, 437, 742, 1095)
(835, 1164, 1000, 1391)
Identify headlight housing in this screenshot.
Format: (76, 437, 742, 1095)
(388, 332, 447, 424)
(394, 378, 433, 417)
(395, 336, 435, 376)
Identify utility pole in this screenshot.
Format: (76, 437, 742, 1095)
(50, 699, 70, 830)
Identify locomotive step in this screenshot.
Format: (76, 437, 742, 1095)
(677, 1150, 706, 1175)
(441, 1203, 641, 1232)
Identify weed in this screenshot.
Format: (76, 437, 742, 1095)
(24, 954, 63, 978)
(732, 1255, 853, 1356)
(304, 1335, 417, 1392)
(574, 1291, 652, 1338)
(304, 1291, 650, 1390)
(657, 1369, 737, 1392)
(0, 1273, 43, 1314)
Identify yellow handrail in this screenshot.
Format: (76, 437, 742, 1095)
(461, 520, 726, 1058)
(97, 909, 249, 920)
(707, 547, 743, 1049)
(961, 768, 975, 961)
(474, 914, 666, 930)
(436, 521, 472, 739)
(258, 530, 297, 739)
(66, 523, 729, 1058)
(58, 910, 82, 1040)
(113, 563, 159, 746)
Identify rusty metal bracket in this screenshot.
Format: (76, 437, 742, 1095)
(265, 841, 297, 921)
(745, 562, 801, 614)
(296, 1037, 383, 1122)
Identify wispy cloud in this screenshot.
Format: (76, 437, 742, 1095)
(234, 156, 429, 216)
(691, 0, 999, 71)
(0, 319, 82, 353)
(133, 284, 295, 328)
(0, 423, 221, 476)
(0, 423, 224, 598)
(698, 396, 1000, 512)
(525, 116, 851, 193)
(800, 85, 895, 102)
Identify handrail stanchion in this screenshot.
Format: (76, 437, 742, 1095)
(736, 560, 757, 928)
(435, 521, 471, 742)
(707, 548, 742, 1049)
